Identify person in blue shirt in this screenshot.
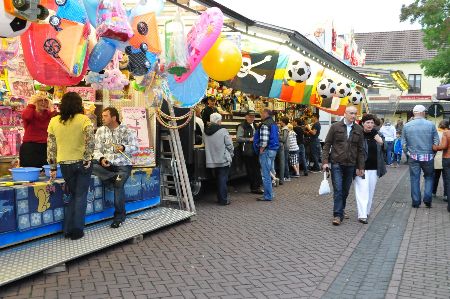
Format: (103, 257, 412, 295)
(393, 131, 403, 167)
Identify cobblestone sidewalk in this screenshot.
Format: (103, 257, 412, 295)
(1, 166, 442, 299)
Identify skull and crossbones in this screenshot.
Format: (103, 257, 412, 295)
(237, 55, 272, 83)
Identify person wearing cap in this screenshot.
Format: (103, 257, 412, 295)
(402, 104, 439, 208)
(201, 96, 219, 126)
(253, 108, 280, 201)
(204, 113, 234, 205)
(236, 110, 263, 194)
(379, 119, 397, 165)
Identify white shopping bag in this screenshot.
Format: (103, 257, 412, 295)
(319, 172, 331, 195)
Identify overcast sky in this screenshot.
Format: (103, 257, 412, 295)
(214, 0, 421, 34)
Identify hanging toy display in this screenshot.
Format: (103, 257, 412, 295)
(165, 10, 188, 76)
(96, 0, 134, 42)
(0, 4, 31, 38)
(0, 37, 20, 71)
(174, 7, 223, 83)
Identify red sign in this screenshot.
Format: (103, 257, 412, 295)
(399, 95, 432, 101)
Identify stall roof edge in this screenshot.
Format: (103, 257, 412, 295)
(183, 0, 374, 88)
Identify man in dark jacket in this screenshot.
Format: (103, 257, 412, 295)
(201, 96, 219, 126)
(254, 108, 279, 201)
(236, 110, 263, 194)
(322, 106, 365, 226)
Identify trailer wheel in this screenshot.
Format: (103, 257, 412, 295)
(190, 180, 202, 199)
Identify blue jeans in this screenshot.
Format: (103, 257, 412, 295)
(442, 158, 450, 210)
(298, 144, 308, 174)
(394, 153, 402, 164)
(311, 139, 321, 170)
(214, 166, 230, 204)
(60, 161, 93, 234)
(284, 148, 290, 178)
(260, 149, 277, 200)
(386, 141, 394, 165)
(409, 159, 434, 206)
(330, 163, 355, 219)
(93, 162, 132, 222)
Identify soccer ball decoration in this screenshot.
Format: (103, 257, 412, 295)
(287, 60, 311, 83)
(317, 78, 337, 99)
(349, 91, 364, 105)
(336, 82, 352, 98)
(0, 8, 30, 38)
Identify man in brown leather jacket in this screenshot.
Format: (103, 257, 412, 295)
(322, 106, 365, 226)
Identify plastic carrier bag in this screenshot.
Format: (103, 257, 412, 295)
(164, 10, 188, 76)
(96, 0, 133, 42)
(319, 172, 331, 195)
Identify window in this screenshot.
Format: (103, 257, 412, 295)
(367, 87, 380, 95)
(408, 74, 422, 94)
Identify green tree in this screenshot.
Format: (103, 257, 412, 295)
(400, 0, 450, 83)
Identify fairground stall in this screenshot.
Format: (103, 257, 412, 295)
(0, 0, 379, 286)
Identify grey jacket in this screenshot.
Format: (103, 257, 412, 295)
(204, 125, 234, 168)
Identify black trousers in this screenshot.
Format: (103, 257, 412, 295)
(243, 154, 262, 191)
(19, 142, 47, 168)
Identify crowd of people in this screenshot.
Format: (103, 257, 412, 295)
(201, 103, 450, 226)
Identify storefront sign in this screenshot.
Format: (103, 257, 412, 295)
(399, 95, 432, 101)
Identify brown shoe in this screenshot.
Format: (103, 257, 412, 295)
(332, 217, 341, 226)
(344, 212, 349, 219)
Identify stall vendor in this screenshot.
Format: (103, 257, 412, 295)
(20, 92, 57, 168)
(201, 96, 219, 126)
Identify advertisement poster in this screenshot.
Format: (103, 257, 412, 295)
(121, 107, 154, 166)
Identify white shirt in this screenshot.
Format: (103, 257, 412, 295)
(380, 124, 396, 141)
(343, 118, 354, 138)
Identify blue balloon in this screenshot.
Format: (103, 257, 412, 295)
(103, 38, 128, 52)
(88, 38, 116, 72)
(83, 0, 99, 28)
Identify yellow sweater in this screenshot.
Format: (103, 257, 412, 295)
(48, 114, 91, 163)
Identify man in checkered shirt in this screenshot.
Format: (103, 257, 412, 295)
(93, 107, 139, 228)
(254, 108, 279, 201)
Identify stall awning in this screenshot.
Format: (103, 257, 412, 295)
(167, 0, 373, 88)
(352, 67, 409, 91)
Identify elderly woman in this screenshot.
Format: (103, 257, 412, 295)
(354, 114, 387, 224)
(204, 113, 234, 205)
(20, 92, 57, 167)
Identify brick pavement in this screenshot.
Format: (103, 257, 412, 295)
(0, 166, 427, 299)
(387, 186, 450, 299)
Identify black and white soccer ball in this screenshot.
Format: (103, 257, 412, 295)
(336, 82, 352, 98)
(0, 8, 30, 38)
(317, 78, 337, 99)
(349, 91, 364, 105)
(287, 60, 311, 83)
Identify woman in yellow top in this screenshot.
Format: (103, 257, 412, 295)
(47, 92, 95, 240)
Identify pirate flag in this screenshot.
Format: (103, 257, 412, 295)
(227, 50, 279, 97)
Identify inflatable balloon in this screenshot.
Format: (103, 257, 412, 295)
(202, 38, 242, 81)
(125, 45, 157, 76)
(175, 7, 223, 83)
(3, 0, 51, 22)
(88, 38, 116, 72)
(21, 22, 88, 85)
(96, 0, 133, 42)
(0, 5, 30, 38)
(168, 63, 208, 108)
(129, 0, 165, 20)
(83, 0, 99, 27)
(129, 12, 161, 54)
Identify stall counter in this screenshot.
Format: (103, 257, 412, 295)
(0, 167, 160, 248)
